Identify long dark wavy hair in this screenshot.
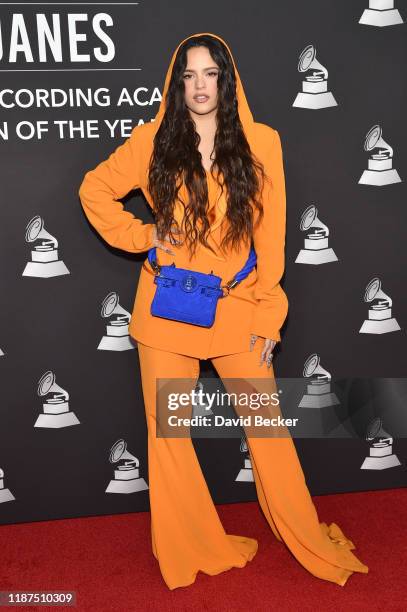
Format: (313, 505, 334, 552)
(147, 34, 266, 259)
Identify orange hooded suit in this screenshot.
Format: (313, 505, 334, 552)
(79, 33, 369, 590)
(78, 32, 288, 359)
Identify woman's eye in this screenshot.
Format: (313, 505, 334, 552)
(183, 72, 218, 79)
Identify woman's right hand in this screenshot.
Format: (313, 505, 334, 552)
(151, 224, 183, 255)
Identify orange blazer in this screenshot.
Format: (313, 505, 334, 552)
(78, 32, 288, 359)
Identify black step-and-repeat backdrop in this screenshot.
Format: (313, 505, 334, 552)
(1, 1, 406, 526)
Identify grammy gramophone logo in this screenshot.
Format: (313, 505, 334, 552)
(105, 439, 148, 494)
(235, 435, 253, 482)
(35, 370, 80, 428)
(22, 215, 70, 278)
(0, 467, 15, 504)
(359, 277, 401, 334)
(298, 353, 340, 409)
(360, 417, 401, 470)
(359, 125, 402, 186)
(98, 291, 136, 351)
(295, 205, 338, 265)
(292, 44, 338, 109)
(359, 1, 404, 27)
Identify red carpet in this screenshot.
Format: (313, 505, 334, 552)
(1, 488, 406, 611)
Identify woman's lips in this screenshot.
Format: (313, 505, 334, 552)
(194, 95, 209, 103)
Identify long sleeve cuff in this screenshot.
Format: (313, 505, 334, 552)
(250, 283, 289, 342)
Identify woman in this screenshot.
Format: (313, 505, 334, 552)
(79, 32, 369, 590)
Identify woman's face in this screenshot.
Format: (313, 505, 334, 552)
(182, 46, 219, 118)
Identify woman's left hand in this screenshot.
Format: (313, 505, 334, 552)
(250, 335, 277, 368)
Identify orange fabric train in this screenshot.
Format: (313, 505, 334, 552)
(78, 32, 288, 358)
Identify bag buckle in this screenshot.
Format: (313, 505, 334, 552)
(221, 277, 239, 297)
(150, 260, 161, 276)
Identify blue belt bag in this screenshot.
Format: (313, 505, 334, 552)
(147, 245, 257, 328)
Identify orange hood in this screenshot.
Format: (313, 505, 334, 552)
(154, 32, 255, 130)
(151, 32, 256, 242)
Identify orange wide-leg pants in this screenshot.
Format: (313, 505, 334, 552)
(136, 339, 369, 590)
